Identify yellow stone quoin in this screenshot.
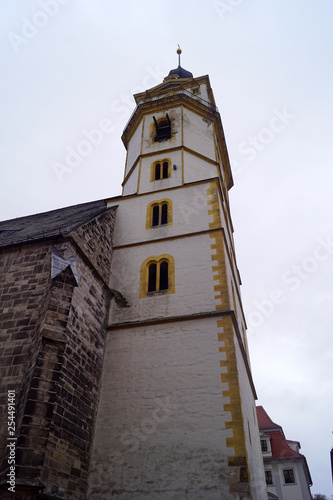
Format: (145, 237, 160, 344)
(206, 180, 248, 475)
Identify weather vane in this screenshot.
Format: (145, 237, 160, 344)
(177, 44, 182, 67)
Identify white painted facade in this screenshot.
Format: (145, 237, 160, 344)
(264, 459, 312, 500)
(89, 68, 267, 498)
(258, 409, 312, 500)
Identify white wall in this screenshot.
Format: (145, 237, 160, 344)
(88, 317, 236, 499)
(122, 163, 139, 196)
(109, 232, 217, 324)
(183, 108, 215, 161)
(124, 120, 143, 176)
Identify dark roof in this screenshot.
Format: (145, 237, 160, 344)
(168, 65, 193, 79)
(0, 199, 116, 248)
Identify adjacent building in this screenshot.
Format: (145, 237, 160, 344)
(257, 406, 312, 500)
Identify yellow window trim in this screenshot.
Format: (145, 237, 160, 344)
(150, 158, 172, 182)
(146, 199, 173, 230)
(139, 254, 175, 298)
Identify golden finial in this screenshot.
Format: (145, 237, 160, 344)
(177, 44, 182, 66)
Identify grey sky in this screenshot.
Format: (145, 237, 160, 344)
(1, 0, 333, 495)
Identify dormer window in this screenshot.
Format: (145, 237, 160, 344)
(153, 114, 171, 142)
(261, 439, 268, 452)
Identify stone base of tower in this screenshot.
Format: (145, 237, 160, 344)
(88, 315, 266, 500)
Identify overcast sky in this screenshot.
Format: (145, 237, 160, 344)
(1, 0, 333, 496)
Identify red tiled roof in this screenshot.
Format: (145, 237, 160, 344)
(256, 406, 313, 486)
(268, 429, 303, 459)
(256, 406, 303, 459)
(256, 405, 281, 431)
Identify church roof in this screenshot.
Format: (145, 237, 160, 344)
(0, 199, 116, 248)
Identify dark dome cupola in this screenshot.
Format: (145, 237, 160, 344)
(168, 45, 193, 79)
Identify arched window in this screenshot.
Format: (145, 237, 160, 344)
(161, 204, 168, 225)
(151, 159, 171, 181)
(139, 255, 175, 298)
(162, 161, 169, 179)
(159, 261, 168, 290)
(155, 162, 161, 180)
(146, 199, 172, 229)
(148, 263, 157, 292)
(152, 205, 160, 226)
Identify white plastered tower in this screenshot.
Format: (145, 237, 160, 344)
(89, 52, 267, 499)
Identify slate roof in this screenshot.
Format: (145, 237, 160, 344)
(0, 199, 117, 248)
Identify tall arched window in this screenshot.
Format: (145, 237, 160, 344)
(159, 261, 168, 290)
(148, 263, 157, 292)
(155, 162, 161, 180)
(139, 255, 175, 298)
(161, 204, 168, 225)
(152, 205, 160, 226)
(162, 161, 169, 179)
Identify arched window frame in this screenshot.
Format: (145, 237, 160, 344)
(151, 159, 171, 182)
(139, 254, 175, 298)
(146, 199, 173, 229)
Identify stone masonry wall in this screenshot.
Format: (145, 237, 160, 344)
(0, 207, 117, 499)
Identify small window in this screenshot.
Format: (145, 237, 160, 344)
(151, 159, 171, 181)
(161, 204, 168, 225)
(265, 470, 273, 485)
(148, 263, 157, 292)
(152, 205, 160, 226)
(283, 469, 295, 484)
(146, 199, 172, 229)
(139, 255, 175, 298)
(155, 162, 161, 180)
(159, 261, 168, 290)
(192, 87, 200, 95)
(153, 114, 171, 142)
(261, 440, 268, 452)
(162, 161, 169, 178)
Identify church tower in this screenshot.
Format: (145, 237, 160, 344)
(88, 50, 266, 499)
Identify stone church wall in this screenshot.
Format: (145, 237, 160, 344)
(0, 208, 117, 499)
